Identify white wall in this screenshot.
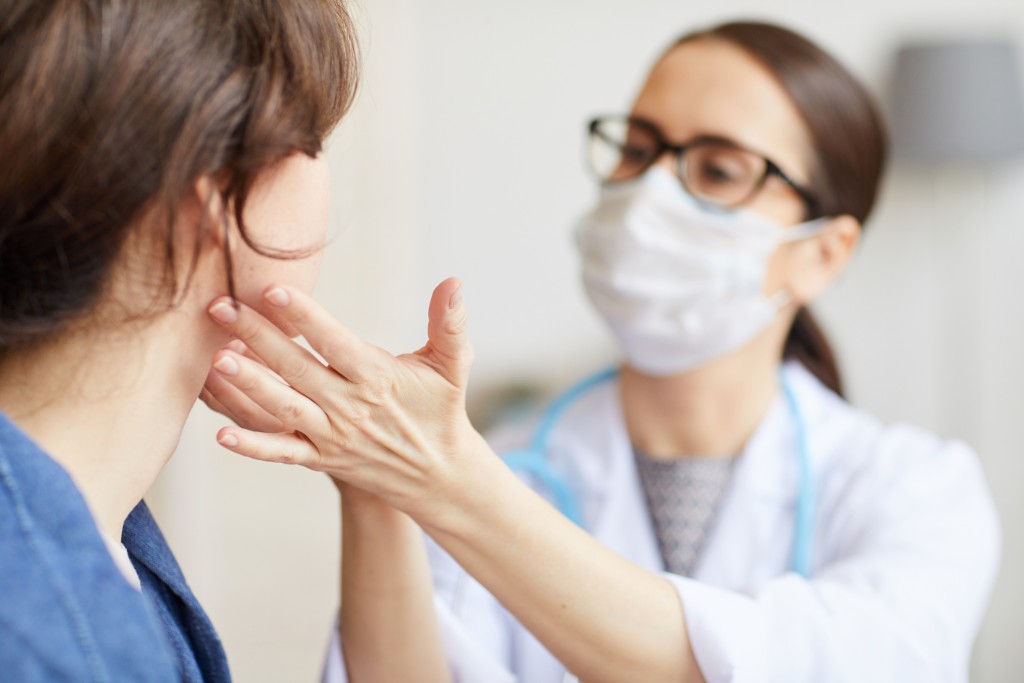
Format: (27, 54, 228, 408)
(151, 0, 1024, 680)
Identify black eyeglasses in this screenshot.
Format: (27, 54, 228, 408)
(587, 115, 819, 215)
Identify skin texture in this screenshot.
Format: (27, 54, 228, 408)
(201, 40, 864, 683)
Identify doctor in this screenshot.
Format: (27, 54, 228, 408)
(203, 21, 1000, 683)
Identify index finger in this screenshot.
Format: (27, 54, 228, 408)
(207, 296, 340, 392)
(259, 285, 384, 384)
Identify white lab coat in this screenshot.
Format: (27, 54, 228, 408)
(324, 362, 1000, 683)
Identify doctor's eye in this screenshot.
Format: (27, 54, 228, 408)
(683, 145, 766, 205)
(620, 141, 658, 166)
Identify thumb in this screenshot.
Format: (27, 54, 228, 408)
(426, 277, 473, 387)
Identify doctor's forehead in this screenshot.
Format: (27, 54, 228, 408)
(631, 39, 815, 183)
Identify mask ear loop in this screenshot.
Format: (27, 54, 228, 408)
(780, 216, 833, 243)
(765, 288, 793, 315)
(767, 217, 832, 312)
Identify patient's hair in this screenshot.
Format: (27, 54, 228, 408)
(0, 0, 359, 350)
(674, 22, 889, 397)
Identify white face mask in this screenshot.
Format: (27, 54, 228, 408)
(575, 166, 827, 376)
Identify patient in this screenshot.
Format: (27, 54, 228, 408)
(0, 1, 357, 679)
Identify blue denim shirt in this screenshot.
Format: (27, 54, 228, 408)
(0, 411, 231, 682)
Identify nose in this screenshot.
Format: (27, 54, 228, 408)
(652, 149, 684, 185)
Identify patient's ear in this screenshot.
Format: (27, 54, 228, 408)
(787, 214, 861, 305)
(170, 175, 236, 300)
(190, 175, 230, 252)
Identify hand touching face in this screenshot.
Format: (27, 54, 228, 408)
(202, 278, 489, 526)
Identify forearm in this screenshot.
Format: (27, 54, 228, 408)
(200, 286, 697, 680)
(339, 487, 451, 683)
(421, 445, 704, 683)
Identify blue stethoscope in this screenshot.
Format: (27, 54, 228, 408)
(503, 367, 816, 578)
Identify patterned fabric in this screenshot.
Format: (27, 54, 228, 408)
(634, 451, 736, 577)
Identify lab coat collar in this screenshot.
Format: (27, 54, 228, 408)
(690, 362, 831, 584)
(552, 361, 828, 578)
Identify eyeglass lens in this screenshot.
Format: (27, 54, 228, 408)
(588, 117, 771, 208)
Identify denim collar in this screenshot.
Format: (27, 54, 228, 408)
(0, 411, 230, 682)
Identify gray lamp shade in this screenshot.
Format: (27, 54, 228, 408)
(888, 39, 1024, 164)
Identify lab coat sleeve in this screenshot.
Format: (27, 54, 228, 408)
(667, 434, 1001, 683)
(320, 538, 518, 683)
(425, 534, 520, 683)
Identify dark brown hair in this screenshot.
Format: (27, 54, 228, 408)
(0, 0, 359, 350)
(675, 21, 889, 397)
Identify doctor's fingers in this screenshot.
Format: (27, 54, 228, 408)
(257, 285, 390, 385)
(201, 370, 287, 434)
(215, 427, 410, 503)
(211, 349, 330, 437)
(223, 339, 283, 379)
(207, 296, 341, 399)
(216, 428, 323, 471)
(421, 277, 473, 388)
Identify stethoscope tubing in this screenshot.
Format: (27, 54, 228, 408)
(456, 366, 815, 682)
(503, 366, 815, 577)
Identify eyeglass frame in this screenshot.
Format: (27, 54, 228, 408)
(587, 115, 821, 217)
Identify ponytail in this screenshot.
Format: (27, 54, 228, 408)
(783, 307, 844, 398)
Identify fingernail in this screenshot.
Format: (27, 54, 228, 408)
(265, 287, 290, 307)
(448, 285, 463, 310)
(218, 432, 239, 448)
(209, 300, 238, 324)
(213, 355, 240, 376)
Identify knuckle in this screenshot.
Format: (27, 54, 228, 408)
(360, 383, 387, 407)
(318, 340, 346, 368)
(344, 404, 372, 429)
(358, 370, 391, 404)
(278, 401, 305, 423)
(444, 309, 468, 335)
(276, 355, 309, 383)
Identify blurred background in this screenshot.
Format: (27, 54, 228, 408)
(149, 0, 1024, 680)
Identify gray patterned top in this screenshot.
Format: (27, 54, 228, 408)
(634, 451, 737, 577)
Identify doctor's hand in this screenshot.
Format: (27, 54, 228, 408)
(199, 339, 288, 433)
(204, 278, 490, 524)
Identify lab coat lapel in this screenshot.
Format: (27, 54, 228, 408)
(560, 369, 807, 588)
(565, 379, 664, 574)
(525, 366, 813, 682)
(692, 371, 805, 588)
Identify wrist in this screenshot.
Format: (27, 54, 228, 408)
(418, 431, 520, 540)
(341, 485, 408, 527)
